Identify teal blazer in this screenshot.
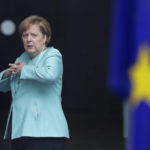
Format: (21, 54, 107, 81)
(0, 47, 69, 140)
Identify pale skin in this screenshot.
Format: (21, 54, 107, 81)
(2, 24, 47, 79)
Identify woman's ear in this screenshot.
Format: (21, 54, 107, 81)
(43, 35, 47, 45)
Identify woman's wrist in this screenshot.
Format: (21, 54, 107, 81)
(2, 71, 11, 80)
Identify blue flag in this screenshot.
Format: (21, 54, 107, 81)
(108, 0, 150, 150)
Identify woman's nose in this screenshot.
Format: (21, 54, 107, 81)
(27, 35, 32, 41)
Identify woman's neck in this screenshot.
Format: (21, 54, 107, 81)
(29, 47, 47, 59)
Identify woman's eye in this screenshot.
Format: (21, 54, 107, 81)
(32, 34, 37, 37)
(22, 34, 28, 38)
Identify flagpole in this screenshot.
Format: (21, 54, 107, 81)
(123, 100, 128, 138)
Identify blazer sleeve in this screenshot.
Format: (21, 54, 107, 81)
(20, 52, 62, 83)
(0, 70, 11, 93)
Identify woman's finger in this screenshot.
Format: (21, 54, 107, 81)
(12, 70, 17, 75)
(15, 62, 21, 65)
(9, 63, 16, 67)
(9, 64, 18, 69)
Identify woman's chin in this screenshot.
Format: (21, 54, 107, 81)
(26, 48, 35, 53)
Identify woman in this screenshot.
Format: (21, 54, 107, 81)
(0, 15, 69, 150)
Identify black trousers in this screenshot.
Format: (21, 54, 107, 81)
(11, 137, 66, 150)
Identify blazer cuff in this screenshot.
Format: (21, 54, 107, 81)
(20, 65, 36, 80)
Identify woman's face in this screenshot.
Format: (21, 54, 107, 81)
(22, 24, 47, 58)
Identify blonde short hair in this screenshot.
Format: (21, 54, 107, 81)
(19, 15, 51, 46)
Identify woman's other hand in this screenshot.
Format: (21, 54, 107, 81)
(2, 67, 14, 79)
(9, 62, 26, 75)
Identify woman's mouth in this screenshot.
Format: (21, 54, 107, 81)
(27, 45, 34, 49)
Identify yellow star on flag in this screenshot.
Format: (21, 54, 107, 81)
(129, 45, 150, 105)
